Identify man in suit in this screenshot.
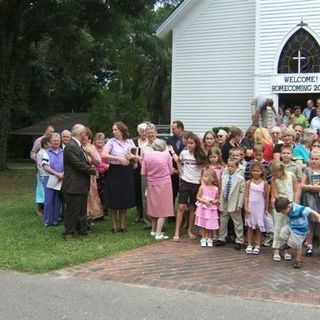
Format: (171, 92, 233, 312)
(309, 98, 320, 123)
(61, 124, 96, 240)
(166, 121, 185, 206)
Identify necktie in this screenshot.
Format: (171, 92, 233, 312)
(176, 138, 181, 151)
(225, 175, 232, 199)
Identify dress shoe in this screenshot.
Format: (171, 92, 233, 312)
(214, 240, 226, 247)
(234, 243, 242, 250)
(63, 234, 75, 241)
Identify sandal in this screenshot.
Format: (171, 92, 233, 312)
(253, 246, 261, 255)
(245, 245, 253, 254)
(273, 253, 281, 262)
(284, 252, 292, 260)
(173, 236, 181, 242)
(293, 260, 303, 269)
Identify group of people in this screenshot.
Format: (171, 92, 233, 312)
(29, 96, 320, 269)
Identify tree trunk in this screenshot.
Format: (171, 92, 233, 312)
(0, 106, 10, 170)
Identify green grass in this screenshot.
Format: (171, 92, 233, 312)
(0, 168, 174, 273)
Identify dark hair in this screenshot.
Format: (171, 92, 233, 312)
(207, 147, 223, 165)
(114, 121, 130, 139)
(227, 126, 242, 142)
(203, 131, 217, 149)
(250, 161, 265, 179)
(274, 197, 291, 212)
(173, 120, 184, 131)
(294, 105, 302, 111)
(186, 132, 207, 165)
(40, 137, 51, 148)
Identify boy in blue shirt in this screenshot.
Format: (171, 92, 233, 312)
(274, 197, 320, 268)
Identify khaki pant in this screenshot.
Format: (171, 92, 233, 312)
(279, 224, 305, 249)
(218, 210, 244, 244)
(251, 104, 269, 128)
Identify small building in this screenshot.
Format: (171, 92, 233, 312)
(156, 0, 320, 132)
(10, 113, 89, 159)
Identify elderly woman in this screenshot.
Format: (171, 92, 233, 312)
(293, 129, 317, 165)
(41, 133, 64, 227)
(270, 126, 282, 146)
(133, 123, 149, 223)
(273, 128, 296, 161)
(93, 132, 109, 213)
(102, 121, 138, 233)
(141, 139, 174, 240)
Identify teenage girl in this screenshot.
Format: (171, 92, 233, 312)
(172, 133, 207, 241)
(207, 147, 224, 184)
(244, 162, 269, 255)
(270, 160, 300, 261)
(301, 150, 320, 256)
(195, 170, 220, 247)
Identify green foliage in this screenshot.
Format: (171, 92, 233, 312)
(0, 167, 176, 273)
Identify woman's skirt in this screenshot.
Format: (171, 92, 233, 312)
(147, 183, 174, 218)
(103, 164, 135, 209)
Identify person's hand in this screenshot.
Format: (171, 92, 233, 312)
(55, 172, 64, 180)
(118, 157, 129, 166)
(265, 210, 269, 216)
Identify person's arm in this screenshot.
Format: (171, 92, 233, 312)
(196, 186, 210, 206)
(244, 180, 250, 214)
(309, 209, 320, 222)
(292, 174, 300, 203)
(65, 146, 96, 175)
(237, 178, 245, 212)
(270, 105, 278, 116)
(101, 147, 129, 166)
(270, 179, 278, 209)
(83, 144, 100, 166)
(43, 165, 64, 180)
(301, 171, 320, 192)
(264, 181, 270, 215)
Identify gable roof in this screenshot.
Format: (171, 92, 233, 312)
(11, 113, 90, 136)
(156, 0, 198, 42)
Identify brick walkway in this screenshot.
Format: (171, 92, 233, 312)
(54, 239, 320, 305)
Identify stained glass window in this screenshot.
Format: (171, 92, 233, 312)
(278, 28, 320, 73)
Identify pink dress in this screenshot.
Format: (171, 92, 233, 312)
(142, 151, 174, 218)
(195, 184, 219, 230)
(245, 181, 266, 231)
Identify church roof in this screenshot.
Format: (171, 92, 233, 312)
(11, 112, 89, 136)
(156, 0, 197, 42)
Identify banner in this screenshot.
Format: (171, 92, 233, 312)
(270, 73, 320, 93)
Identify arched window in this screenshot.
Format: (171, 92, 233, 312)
(278, 28, 320, 73)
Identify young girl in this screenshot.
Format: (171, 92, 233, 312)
(172, 133, 207, 241)
(244, 162, 269, 255)
(207, 147, 224, 184)
(195, 170, 220, 247)
(270, 160, 300, 261)
(301, 150, 320, 256)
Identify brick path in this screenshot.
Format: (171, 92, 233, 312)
(54, 239, 320, 305)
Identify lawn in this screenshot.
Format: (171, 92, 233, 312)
(0, 167, 171, 273)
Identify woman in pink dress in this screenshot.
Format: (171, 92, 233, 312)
(195, 170, 220, 247)
(141, 139, 174, 240)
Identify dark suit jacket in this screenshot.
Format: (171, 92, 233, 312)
(167, 135, 185, 156)
(309, 109, 317, 123)
(61, 138, 92, 195)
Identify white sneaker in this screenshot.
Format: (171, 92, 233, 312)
(200, 238, 207, 247)
(155, 234, 169, 240)
(207, 239, 213, 247)
(151, 231, 164, 236)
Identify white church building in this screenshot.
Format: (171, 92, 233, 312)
(156, 0, 320, 132)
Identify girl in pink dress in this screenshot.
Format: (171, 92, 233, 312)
(244, 161, 269, 255)
(206, 147, 224, 186)
(195, 170, 220, 247)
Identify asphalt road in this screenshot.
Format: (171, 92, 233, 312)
(1, 270, 319, 320)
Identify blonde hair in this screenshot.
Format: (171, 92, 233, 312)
(254, 128, 273, 145)
(202, 169, 219, 187)
(310, 150, 320, 158)
(270, 160, 287, 179)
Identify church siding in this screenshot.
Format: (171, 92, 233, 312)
(171, 0, 255, 133)
(256, 0, 320, 97)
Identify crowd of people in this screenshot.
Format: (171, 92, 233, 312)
(30, 96, 320, 269)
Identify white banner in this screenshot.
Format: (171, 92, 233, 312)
(270, 73, 320, 93)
